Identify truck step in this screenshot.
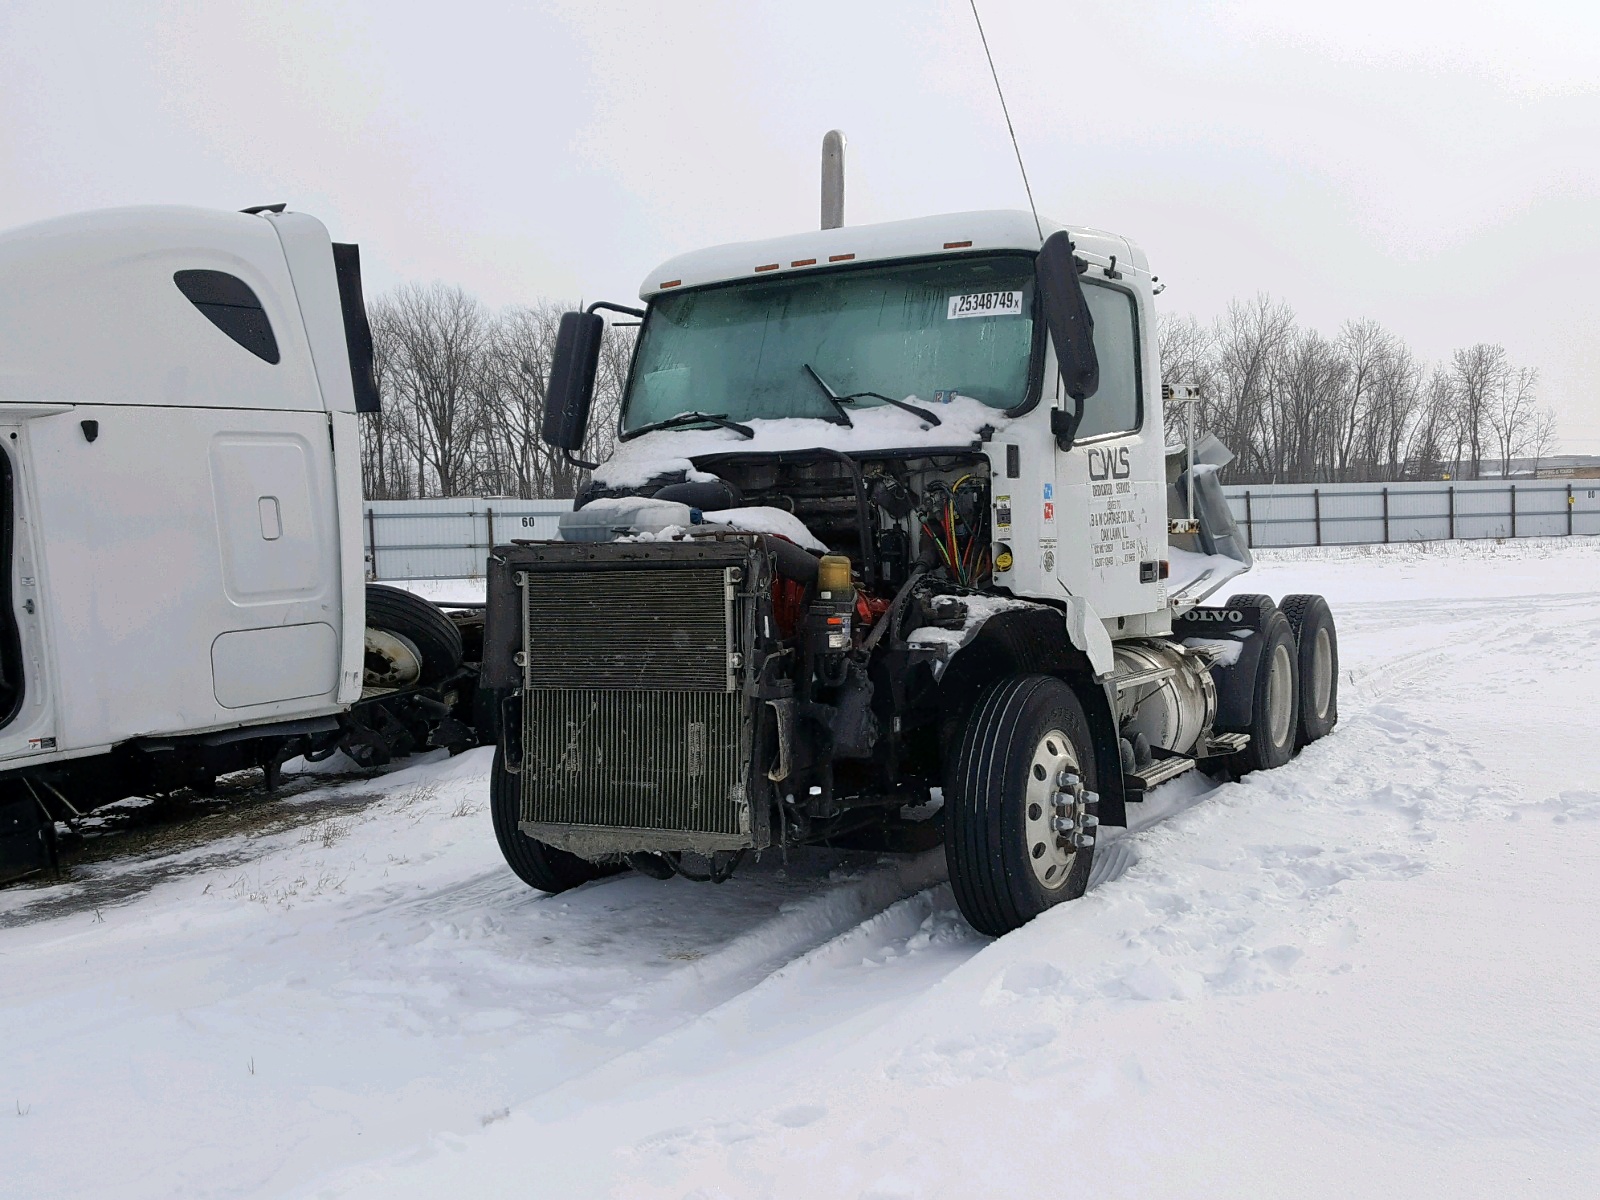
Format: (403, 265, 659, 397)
(1126, 754, 1197, 795)
(1204, 732, 1250, 756)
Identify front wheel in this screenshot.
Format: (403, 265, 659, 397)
(946, 676, 1097, 937)
(489, 747, 624, 893)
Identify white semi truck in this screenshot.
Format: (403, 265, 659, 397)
(483, 202, 1339, 935)
(0, 205, 478, 884)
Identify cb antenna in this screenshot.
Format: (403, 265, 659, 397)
(969, 0, 1042, 242)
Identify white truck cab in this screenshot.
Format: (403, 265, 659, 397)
(0, 206, 472, 883)
(486, 201, 1341, 935)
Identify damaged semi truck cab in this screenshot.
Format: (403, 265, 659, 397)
(485, 209, 1339, 935)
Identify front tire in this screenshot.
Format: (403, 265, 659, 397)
(490, 747, 623, 893)
(946, 676, 1097, 937)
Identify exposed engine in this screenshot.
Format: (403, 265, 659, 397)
(491, 446, 1236, 878)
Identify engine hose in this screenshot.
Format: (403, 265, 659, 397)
(813, 448, 878, 586)
(667, 849, 746, 884)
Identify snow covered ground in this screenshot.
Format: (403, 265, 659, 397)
(4, 537, 1599, 1199)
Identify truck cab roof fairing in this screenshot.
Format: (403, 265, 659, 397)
(0, 206, 344, 413)
(639, 209, 1146, 300)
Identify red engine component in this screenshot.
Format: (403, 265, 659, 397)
(771, 576, 808, 640)
(855, 592, 891, 627)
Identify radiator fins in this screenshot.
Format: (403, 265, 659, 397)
(517, 560, 751, 844)
(522, 568, 730, 690)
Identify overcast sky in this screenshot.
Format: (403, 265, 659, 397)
(4, 1, 1598, 449)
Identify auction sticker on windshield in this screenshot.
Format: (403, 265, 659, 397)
(947, 290, 1023, 319)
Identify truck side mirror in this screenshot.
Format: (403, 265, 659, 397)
(1035, 231, 1099, 449)
(543, 310, 605, 457)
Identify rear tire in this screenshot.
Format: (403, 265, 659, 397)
(946, 675, 1096, 937)
(1236, 610, 1299, 774)
(365, 584, 463, 686)
(1280, 594, 1338, 746)
(1226, 592, 1277, 615)
(490, 747, 623, 893)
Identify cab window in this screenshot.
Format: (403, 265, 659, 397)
(1076, 282, 1141, 439)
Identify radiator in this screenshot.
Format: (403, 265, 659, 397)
(515, 552, 760, 854)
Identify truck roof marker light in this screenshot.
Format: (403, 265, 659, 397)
(660, 279, 682, 289)
(791, 258, 817, 268)
(828, 253, 855, 263)
(944, 240, 973, 249)
(755, 263, 780, 272)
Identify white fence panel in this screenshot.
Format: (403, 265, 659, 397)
(365, 499, 572, 580)
(1223, 480, 1600, 549)
(363, 480, 1600, 579)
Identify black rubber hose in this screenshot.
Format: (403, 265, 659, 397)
(764, 535, 821, 584)
(813, 448, 877, 586)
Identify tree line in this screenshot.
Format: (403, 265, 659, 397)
(1159, 296, 1556, 483)
(359, 284, 634, 500)
(358, 283, 1556, 499)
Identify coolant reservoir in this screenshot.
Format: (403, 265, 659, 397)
(557, 497, 695, 542)
(817, 554, 852, 595)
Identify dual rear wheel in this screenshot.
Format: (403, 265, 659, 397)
(947, 593, 1338, 936)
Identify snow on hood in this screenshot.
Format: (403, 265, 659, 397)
(697, 506, 828, 552)
(593, 395, 1007, 490)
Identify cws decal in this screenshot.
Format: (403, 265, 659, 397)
(1087, 446, 1131, 481)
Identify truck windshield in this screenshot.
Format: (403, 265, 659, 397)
(622, 253, 1038, 433)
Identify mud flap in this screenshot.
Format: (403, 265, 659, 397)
(1074, 676, 1128, 828)
(1172, 598, 1274, 733)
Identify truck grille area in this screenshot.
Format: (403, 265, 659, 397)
(521, 689, 744, 835)
(512, 547, 762, 853)
(522, 568, 732, 690)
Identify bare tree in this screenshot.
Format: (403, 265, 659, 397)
(476, 302, 564, 498)
(1447, 343, 1508, 479)
(371, 284, 488, 497)
(1486, 365, 1540, 478)
(1526, 407, 1559, 474)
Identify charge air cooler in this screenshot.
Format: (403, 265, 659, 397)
(509, 538, 770, 859)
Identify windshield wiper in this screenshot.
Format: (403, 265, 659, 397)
(802, 364, 854, 426)
(802, 364, 942, 427)
(633, 411, 755, 438)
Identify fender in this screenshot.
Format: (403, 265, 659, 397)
(924, 600, 1129, 828)
(906, 594, 1114, 681)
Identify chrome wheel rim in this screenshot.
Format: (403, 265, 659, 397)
(364, 628, 423, 688)
(1024, 727, 1080, 890)
(1268, 641, 1294, 747)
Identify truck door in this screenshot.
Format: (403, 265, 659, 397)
(0, 423, 56, 762)
(1052, 280, 1167, 618)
